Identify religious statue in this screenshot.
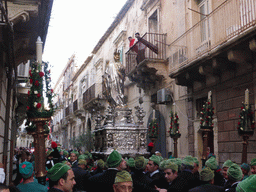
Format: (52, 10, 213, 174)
(103, 49, 125, 107)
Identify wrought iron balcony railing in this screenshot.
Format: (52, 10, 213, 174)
(125, 33, 167, 74)
(83, 84, 96, 105)
(169, 0, 256, 74)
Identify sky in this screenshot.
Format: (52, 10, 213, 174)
(43, 0, 128, 85)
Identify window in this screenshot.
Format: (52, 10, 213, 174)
(198, 0, 210, 43)
(196, 97, 207, 118)
(148, 10, 158, 33)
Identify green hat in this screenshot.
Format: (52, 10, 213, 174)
(223, 160, 233, 168)
(200, 167, 214, 182)
(159, 160, 167, 170)
(236, 175, 256, 192)
(114, 170, 132, 184)
(182, 156, 195, 167)
(84, 155, 90, 160)
(78, 154, 86, 160)
(97, 159, 105, 169)
(19, 162, 33, 179)
(47, 163, 71, 181)
(71, 151, 79, 157)
(240, 163, 250, 172)
(205, 157, 218, 170)
(250, 158, 256, 166)
(78, 159, 87, 165)
(149, 155, 161, 165)
(127, 158, 135, 168)
(227, 163, 243, 181)
(107, 150, 122, 168)
(164, 161, 178, 172)
(193, 157, 199, 166)
(57, 147, 61, 152)
(135, 156, 147, 170)
(63, 150, 68, 156)
(174, 158, 182, 168)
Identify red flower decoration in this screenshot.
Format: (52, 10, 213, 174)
(241, 107, 244, 110)
(36, 103, 42, 109)
(35, 80, 39, 86)
(26, 106, 30, 110)
(208, 102, 210, 105)
(51, 89, 53, 93)
(238, 122, 241, 125)
(49, 70, 51, 73)
(30, 79, 33, 84)
(37, 93, 41, 98)
(28, 91, 30, 96)
(29, 70, 32, 77)
(22, 164, 26, 168)
(39, 72, 44, 77)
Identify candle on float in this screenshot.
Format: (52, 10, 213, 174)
(245, 89, 249, 109)
(208, 91, 212, 102)
(36, 36, 43, 64)
(153, 109, 155, 120)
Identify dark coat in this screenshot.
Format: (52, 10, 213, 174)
(189, 184, 223, 192)
(72, 167, 91, 191)
(131, 170, 158, 192)
(87, 169, 119, 192)
(214, 171, 225, 186)
(70, 160, 78, 168)
(148, 170, 169, 189)
(50, 148, 61, 164)
(48, 187, 64, 192)
(222, 182, 240, 192)
(167, 170, 199, 192)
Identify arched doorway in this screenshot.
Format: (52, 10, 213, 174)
(147, 110, 167, 157)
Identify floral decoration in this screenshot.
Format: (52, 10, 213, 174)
(237, 103, 255, 135)
(200, 99, 214, 128)
(148, 119, 159, 138)
(169, 110, 181, 138)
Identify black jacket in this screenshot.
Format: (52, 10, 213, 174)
(132, 170, 158, 192)
(72, 167, 91, 191)
(189, 184, 223, 192)
(87, 169, 119, 192)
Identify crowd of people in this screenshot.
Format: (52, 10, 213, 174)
(1, 142, 256, 192)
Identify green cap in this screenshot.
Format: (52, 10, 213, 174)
(227, 163, 243, 181)
(250, 158, 256, 166)
(164, 161, 178, 172)
(97, 159, 105, 169)
(46, 150, 53, 157)
(47, 163, 71, 181)
(182, 156, 195, 167)
(63, 150, 68, 156)
(159, 160, 167, 170)
(78, 154, 86, 160)
(205, 157, 218, 170)
(127, 158, 135, 168)
(240, 163, 250, 172)
(135, 156, 147, 170)
(78, 159, 87, 165)
(19, 162, 33, 179)
(71, 151, 79, 157)
(223, 160, 233, 168)
(193, 157, 199, 166)
(114, 170, 132, 184)
(200, 167, 214, 182)
(236, 175, 256, 192)
(107, 150, 122, 168)
(149, 155, 161, 165)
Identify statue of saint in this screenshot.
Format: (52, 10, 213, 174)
(103, 50, 125, 107)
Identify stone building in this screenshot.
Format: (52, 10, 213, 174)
(0, 0, 53, 184)
(52, 0, 256, 165)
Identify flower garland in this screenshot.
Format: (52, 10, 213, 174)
(148, 119, 159, 138)
(200, 99, 214, 128)
(169, 110, 181, 138)
(237, 103, 255, 134)
(25, 60, 54, 133)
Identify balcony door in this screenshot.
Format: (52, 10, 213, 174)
(199, 0, 210, 43)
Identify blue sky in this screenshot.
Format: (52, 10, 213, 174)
(43, 0, 128, 84)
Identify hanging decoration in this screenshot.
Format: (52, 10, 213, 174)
(169, 110, 181, 138)
(200, 99, 214, 128)
(237, 103, 255, 135)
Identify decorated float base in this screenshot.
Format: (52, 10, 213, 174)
(93, 107, 149, 158)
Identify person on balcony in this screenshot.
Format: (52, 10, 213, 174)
(135, 33, 146, 64)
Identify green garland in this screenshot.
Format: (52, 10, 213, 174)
(25, 60, 54, 132)
(169, 110, 181, 138)
(148, 119, 159, 138)
(200, 99, 214, 128)
(237, 103, 255, 135)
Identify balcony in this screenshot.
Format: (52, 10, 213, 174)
(126, 33, 168, 90)
(169, 0, 256, 84)
(65, 104, 75, 122)
(73, 99, 85, 119)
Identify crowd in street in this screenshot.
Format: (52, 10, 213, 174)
(1, 142, 256, 192)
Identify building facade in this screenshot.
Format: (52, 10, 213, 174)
(52, 0, 256, 166)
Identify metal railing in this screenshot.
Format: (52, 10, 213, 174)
(125, 33, 167, 74)
(83, 84, 96, 104)
(169, 0, 256, 72)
